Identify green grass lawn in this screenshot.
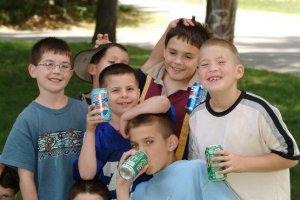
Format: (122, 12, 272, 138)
(1, 41, 300, 199)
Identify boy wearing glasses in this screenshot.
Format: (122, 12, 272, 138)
(0, 37, 88, 200)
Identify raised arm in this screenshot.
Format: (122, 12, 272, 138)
(78, 105, 104, 179)
(119, 96, 171, 138)
(18, 168, 38, 200)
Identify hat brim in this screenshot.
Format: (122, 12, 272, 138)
(73, 43, 113, 83)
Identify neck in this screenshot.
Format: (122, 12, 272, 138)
(163, 73, 190, 96)
(109, 113, 120, 130)
(209, 89, 241, 112)
(35, 93, 68, 109)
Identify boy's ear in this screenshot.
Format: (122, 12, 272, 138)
(236, 64, 244, 80)
(28, 64, 37, 78)
(167, 134, 179, 152)
(87, 63, 97, 75)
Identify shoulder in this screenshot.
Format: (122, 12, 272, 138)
(146, 62, 164, 77)
(241, 91, 282, 116)
(172, 160, 206, 171)
(68, 98, 88, 111)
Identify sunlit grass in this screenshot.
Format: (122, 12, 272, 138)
(1, 41, 299, 200)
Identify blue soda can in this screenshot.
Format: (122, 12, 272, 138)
(91, 88, 111, 121)
(186, 82, 207, 113)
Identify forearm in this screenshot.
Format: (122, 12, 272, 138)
(140, 26, 168, 73)
(239, 153, 298, 172)
(18, 168, 38, 200)
(125, 96, 170, 119)
(116, 187, 131, 200)
(78, 130, 97, 179)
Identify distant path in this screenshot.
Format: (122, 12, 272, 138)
(0, 0, 299, 76)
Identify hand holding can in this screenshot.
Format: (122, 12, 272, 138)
(119, 150, 148, 180)
(91, 88, 111, 121)
(205, 145, 227, 181)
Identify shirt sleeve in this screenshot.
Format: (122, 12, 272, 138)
(0, 110, 38, 172)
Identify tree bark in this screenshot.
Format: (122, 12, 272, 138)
(92, 0, 118, 43)
(205, 0, 238, 42)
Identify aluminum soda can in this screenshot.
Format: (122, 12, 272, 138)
(91, 88, 111, 121)
(119, 151, 148, 180)
(186, 82, 207, 113)
(205, 145, 227, 181)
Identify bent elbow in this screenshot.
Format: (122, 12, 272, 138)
(289, 160, 299, 168)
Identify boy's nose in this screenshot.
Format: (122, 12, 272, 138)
(174, 56, 183, 64)
(120, 90, 128, 97)
(208, 64, 218, 72)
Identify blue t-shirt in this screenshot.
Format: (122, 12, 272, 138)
(132, 160, 239, 200)
(74, 122, 132, 199)
(74, 107, 176, 199)
(0, 98, 88, 200)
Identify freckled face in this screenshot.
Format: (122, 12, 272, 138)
(129, 125, 173, 175)
(105, 73, 140, 117)
(164, 37, 199, 83)
(198, 45, 243, 94)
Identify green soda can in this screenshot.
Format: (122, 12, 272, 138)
(119, 151, 148, 180)
(205, 145, 227, 181)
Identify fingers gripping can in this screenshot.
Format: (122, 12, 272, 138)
(119, 151, 148, 180)
(91, 88, 111, 121)
(205, 145, 227, 181)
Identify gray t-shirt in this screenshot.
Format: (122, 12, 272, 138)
(0, 98, 88, 200)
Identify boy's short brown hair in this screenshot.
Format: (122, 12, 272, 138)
(165, 17, 211, 49)
(126, 113, 176, 139)
(0, 166, 19, 194)
(98, 63, 139, 88)
(201, 38, 240, 63)
(68, 180, 110, 200)
(31, 37, 72, 66)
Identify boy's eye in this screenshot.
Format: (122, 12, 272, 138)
(200, 63, 209, 68)
(169, 50, 176, 55)
(127, 87, 136, 91)
(185, 55, 192, 59)
(145, 140, 153, 145)
(60, 64, 71, 69)
(131, 143, 138, 149)
(108, 60, 116, 64)
(111, 89, 119, 93)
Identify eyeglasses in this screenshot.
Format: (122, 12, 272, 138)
(37, 62, 73, 72)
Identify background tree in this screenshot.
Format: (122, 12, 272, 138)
(205, 0, 238, 42)
(92, 0, 118, 43)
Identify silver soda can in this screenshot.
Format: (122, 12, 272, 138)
(91, 88, 111, 121)
(119, 151, 148, 180)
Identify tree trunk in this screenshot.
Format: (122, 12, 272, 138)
(205, 0, 238, 42)
(92, 0, 118, 43)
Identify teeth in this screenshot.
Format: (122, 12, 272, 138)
(209, 77, 219, 81)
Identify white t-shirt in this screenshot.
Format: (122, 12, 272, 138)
(188, 91, 299, 200)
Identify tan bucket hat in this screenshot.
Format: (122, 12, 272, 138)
(73, 43, 113, 83)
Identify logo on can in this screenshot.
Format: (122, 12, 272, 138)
(119, 151, 148, 180)
(91, 88, 111, 121)
(205, 145, 227, 181)
(186, 82, 207, 113)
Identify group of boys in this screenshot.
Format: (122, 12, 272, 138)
(0, 16, 299, 200)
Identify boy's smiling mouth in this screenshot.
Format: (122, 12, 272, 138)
(208, 76, 221, 82)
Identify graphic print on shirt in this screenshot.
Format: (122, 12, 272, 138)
(38, 129, 84, 159)
(103, 161, 119, 191)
